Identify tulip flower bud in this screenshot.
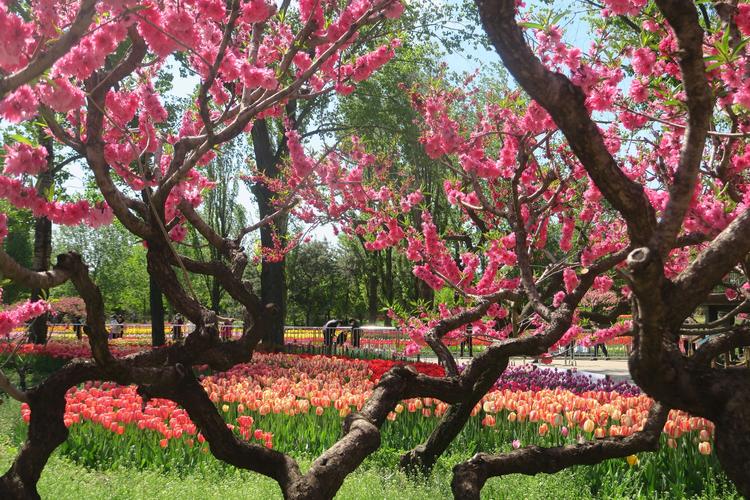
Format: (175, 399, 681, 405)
(583, 419, 595, 433)
(698, 441, 712, 455)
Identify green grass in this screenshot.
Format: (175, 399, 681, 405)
(0, 399, 599, 499)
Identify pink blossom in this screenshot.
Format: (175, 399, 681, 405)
(629, 79, 649, 103)
(733, 81, 750, 110)
(0, 299, 50, 337)
(352, 41, 398, 82)
(563, 268, 579, 294)
(197, 0, 226, 21)
(286, 129, 314, 178)
(559, 218, 575, 252)
(384, 1, 404, 19)
(593, 275, 614, 292)
(619, 111, 647, 131)
(105, 90, 139, 127)
(737, 4, 750, 36)
(241, 66, 277, 90)
(3, 143, 48, 176)
(631, 47, 656, 76)
(38, 78, 85, 113)
(138, 9, 177, 57)
(0, 86, 38, 123)
(0, 213, 7, 241)
(242, 0, 275, 24)
(0, 8, 33, 70)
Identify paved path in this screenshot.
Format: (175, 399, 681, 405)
(416, 355, 632, 382)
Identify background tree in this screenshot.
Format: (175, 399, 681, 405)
(52, 221, 149, 318)
(286, 240, 339, 325)
(186, 143, 248, 314)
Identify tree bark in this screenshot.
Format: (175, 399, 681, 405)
(29, 130, 54, 345)
(150, 273, 165, 346)
(367, 269, 378, 324)
(383, 248, 393, 326)
(210, 278, 222, 313)
(714, 395, 750, 497)
(251, 119, 287, 346)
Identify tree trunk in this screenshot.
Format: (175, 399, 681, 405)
(29, 216, 51, 344)
(210, 278, 222, 313)
(29, 130, 54, 345)
(714, 395, 750, 497)
(367, 270, 379, 324)
(150, 273, 165, 346)
(251, 119, 287, 346)
(383, 248, 393, 326)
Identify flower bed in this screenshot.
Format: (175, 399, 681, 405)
(17, 352, 717, 490)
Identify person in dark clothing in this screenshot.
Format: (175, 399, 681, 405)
(172, 313, 184, 341)
(593, 342, 609, 360)
(116, 314, 126, 338)
(323, 319, 340, 350)
(350, 319, 361, 348)
(221, 318, 234, 341)
(336, 325, 348, 346)
(73, 316, 83, 341)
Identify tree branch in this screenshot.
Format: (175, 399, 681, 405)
(451, 403, 669, 499)
(650, 0, 713, 257)
(474, 0, 657, 245)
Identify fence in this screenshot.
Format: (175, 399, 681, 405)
(284, 325, 407, 351)
(9, 323, 636, 360)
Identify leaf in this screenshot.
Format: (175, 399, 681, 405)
(7, 134, 33, 146)
(518, 21, 545, 30)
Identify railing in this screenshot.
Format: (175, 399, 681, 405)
(8, 323, 637, 361)
(284, 326, 406, 350)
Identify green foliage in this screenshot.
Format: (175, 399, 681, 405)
(286, 240, 350, 324)
(0, 201, 34, 304)
(51, 221, 149, 318)
(183, 141, 249, 314)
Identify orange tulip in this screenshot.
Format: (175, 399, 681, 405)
(698, 441, 712, 455)
(582, 419, 595, 433)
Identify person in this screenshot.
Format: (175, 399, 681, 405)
(116, 314, 126, 338)
(172, 313, 184, 341)
(73, 315, 83, 341)
(336, 323, 348, 346)
(221, 318, 233, 341)
(350, 319, 361, 348)
(109, 315, 121, 340)
(322, 319, 340, 351)
(592, 342, 609, 360)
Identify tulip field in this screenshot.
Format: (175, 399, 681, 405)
(0, 342, 737, 498)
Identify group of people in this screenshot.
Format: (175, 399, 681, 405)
(322, 319, 362, 348)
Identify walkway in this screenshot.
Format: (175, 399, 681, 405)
(417, 355, 632, 382)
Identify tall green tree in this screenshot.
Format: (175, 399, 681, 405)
(186, 143, 248, 313)
(52, 222, 149, 317)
